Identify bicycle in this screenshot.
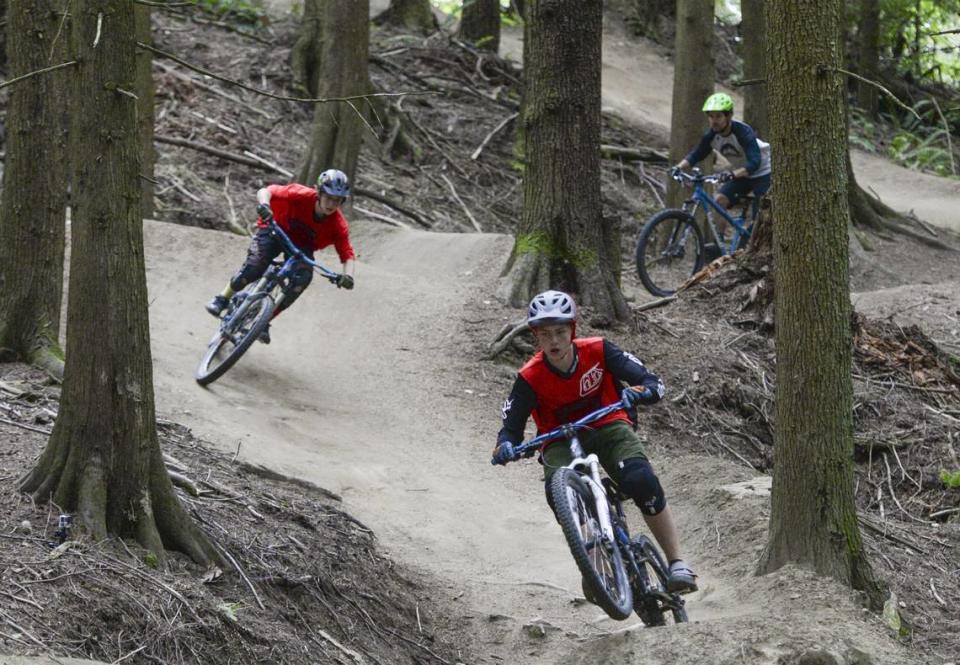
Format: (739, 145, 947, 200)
(493, 398, 689, 625)
(635, 167, 761, 298)
(194, 220, 343, 386)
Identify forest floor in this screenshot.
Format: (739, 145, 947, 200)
(0, 3, 958, 665)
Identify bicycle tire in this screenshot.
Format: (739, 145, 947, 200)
(635, 208, 705, 297)
(195, 291, 274, 386)
(550, 468, 633, 620)
(630, 535, 688, 625)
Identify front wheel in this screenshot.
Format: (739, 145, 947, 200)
(629, 534, 688, 626)
(635, 209, 705, 297)
(550, 469, 633, 620)
(195, 291, 274, 386)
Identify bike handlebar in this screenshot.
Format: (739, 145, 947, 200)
(266, 219, 341, 282)
(505, 398, 631, 461)
(670, 168, 722, 187)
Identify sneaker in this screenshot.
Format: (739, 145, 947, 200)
(205, 294, 228, 317)
(258, 324, 271, 345)
(666, 560, 698, 594)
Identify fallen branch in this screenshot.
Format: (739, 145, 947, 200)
(488, 320, 528, 359)
(471, 112, 518, 160)
(634, 295, 677, 313)
(354, 205, 410, 229)
(600, 144, 669, 164)
(156, 134, 287, 175)
(441, 173, 482, 232)
(354, 187, 431, 229)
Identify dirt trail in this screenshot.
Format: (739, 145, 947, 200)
(501, 21, 960, 234)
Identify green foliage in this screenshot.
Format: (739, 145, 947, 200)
(875, 0, 960, 84)
(196, 0, 267, 28)
(143, 551, 159, 568)
(941, 469, 960, 488)
(849, 103, 959, 177)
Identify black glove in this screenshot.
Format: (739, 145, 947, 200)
(717, 170, 735, 183)
(256, 202, 273, 222)
(336, 274, 355, 290)
(621, 386, 653, 408)
(491, 441, 517, 466)
(669, 165, 682, 178)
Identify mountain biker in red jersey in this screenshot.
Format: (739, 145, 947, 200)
(492, 290, 698, 595)
(205, 169, 356, 344)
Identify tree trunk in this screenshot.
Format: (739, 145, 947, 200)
(499, 0, 628, 324)
(290, 0, 321, 96)
(856, 0, 880, 116)
(0, 0, 69, 377)
(460, 0, 500, 53)
(0, 0, 7, 70)
(298, 0, 370, 189)
(135, 3, 155, 218)
(373, 0, 437, 34)
(758, 0, 881, 605)
(667, 0, 714, 207)
(19, 0, 218, 567)
(740, 0, 767, 138)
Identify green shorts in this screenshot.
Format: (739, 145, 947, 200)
(540, 420, 648, 484)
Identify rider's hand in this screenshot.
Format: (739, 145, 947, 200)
(717, 170, 735, 183)
(335, 274, 355, 290)
(621, 386, 653, 407)
(256, 203, 273, 222)
(491, 441, 517, 466)
(669, 165, 682, 178)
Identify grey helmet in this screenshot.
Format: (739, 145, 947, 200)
(527, 290, 577, 328)
(317, 169, 351, 197)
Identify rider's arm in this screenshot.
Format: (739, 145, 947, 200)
(683, 129, 716, 168)
(256, 187, 273, 207)
(730, 122, 761, 178)
(603, 340, 665, 404)
(497, 375, 537, 445)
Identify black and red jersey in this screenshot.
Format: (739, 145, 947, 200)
(498, 337, 664, 445)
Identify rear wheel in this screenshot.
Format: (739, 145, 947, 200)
(550, 469, 632, 620)
(635, 209, 705, 297)
(195, 291, 274, 386)
(629, 535, 688, 625)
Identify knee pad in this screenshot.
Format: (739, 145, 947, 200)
(617, 457, 665, 516)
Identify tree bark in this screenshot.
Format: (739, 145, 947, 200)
(499, 0, 628, 324)
(460, 0, 500, 53)
(758, 0, 881, 606)
(298, 0, 370, 189)
(740, 0, 767, 138)
(668, 0, 714, 207)
(856, 0, 880, 116)
(0, 0, 7, 70)
(135, 3, 155, 218)
(0, 0, 69, 377)
(290, 0, 321, 96)
(373, 0, 437, 34)
(18, 0, 218, 568)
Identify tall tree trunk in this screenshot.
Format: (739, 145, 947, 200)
(0, 0, 7, 70)
(135, 3, 155, 218)
(373, 0, 437, 34)
(740, 0, 767, 138)
(0, 0, 69, 377)
(758, 0, 881, 605)
(667, 0, 714, 207)
(19, 0, 218, 567)
(856, 0, 880, 116)
(459, 0, 500, 53)
(499, 0, 628, 324)
(298, 0, 370, 189)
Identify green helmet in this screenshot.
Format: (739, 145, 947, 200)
(702, 92, 734, 113)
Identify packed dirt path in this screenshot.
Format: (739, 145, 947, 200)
(501, 20, 960, 234)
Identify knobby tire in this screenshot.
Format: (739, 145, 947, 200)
(195, 291, 274, 386)
(630, 534, 688, 625)
(635, 208, 705, 297)
(550, 468, 633, 620)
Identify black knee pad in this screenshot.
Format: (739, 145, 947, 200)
(617, 457, 665, 516)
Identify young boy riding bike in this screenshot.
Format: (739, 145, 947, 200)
(674, 92, 772, 237)
(492, 290, 697, 595)
(205, 169, 356, 344)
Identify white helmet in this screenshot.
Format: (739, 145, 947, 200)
(527, 290, 577, 328)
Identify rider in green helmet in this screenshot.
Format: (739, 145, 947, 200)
(674, 92, 772, 237)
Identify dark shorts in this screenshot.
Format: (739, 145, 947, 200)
(719, 173, 771, 206)
(540, 420, 648, 484)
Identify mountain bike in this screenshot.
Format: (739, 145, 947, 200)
(494, 398, 689, 625)
(635, 167, 761, 298)
(194, 221, 342, 386)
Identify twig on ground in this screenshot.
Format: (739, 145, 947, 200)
(354, 188, 431, 229)
(441, 173, 482, 232)
(471, 112, 518, 160)
(354, 205, 410, 229)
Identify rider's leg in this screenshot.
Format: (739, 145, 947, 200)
(272, 257, 315, 318)
(229, 228, 282, 293)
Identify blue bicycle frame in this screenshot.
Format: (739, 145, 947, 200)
(676, 169, 756, 256)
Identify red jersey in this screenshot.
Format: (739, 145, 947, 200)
(518, 337, 631, 434)
(257, 183, 356, 262)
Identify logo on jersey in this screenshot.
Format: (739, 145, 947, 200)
(580, 363, 603, 396)
(501, 398, 513, 421)
(719, 144, 742, 159)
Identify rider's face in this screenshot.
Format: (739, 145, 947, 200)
(706, 111, 731, 134)
(533, 323, 575, 368)
(317, 192, 346, 217)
